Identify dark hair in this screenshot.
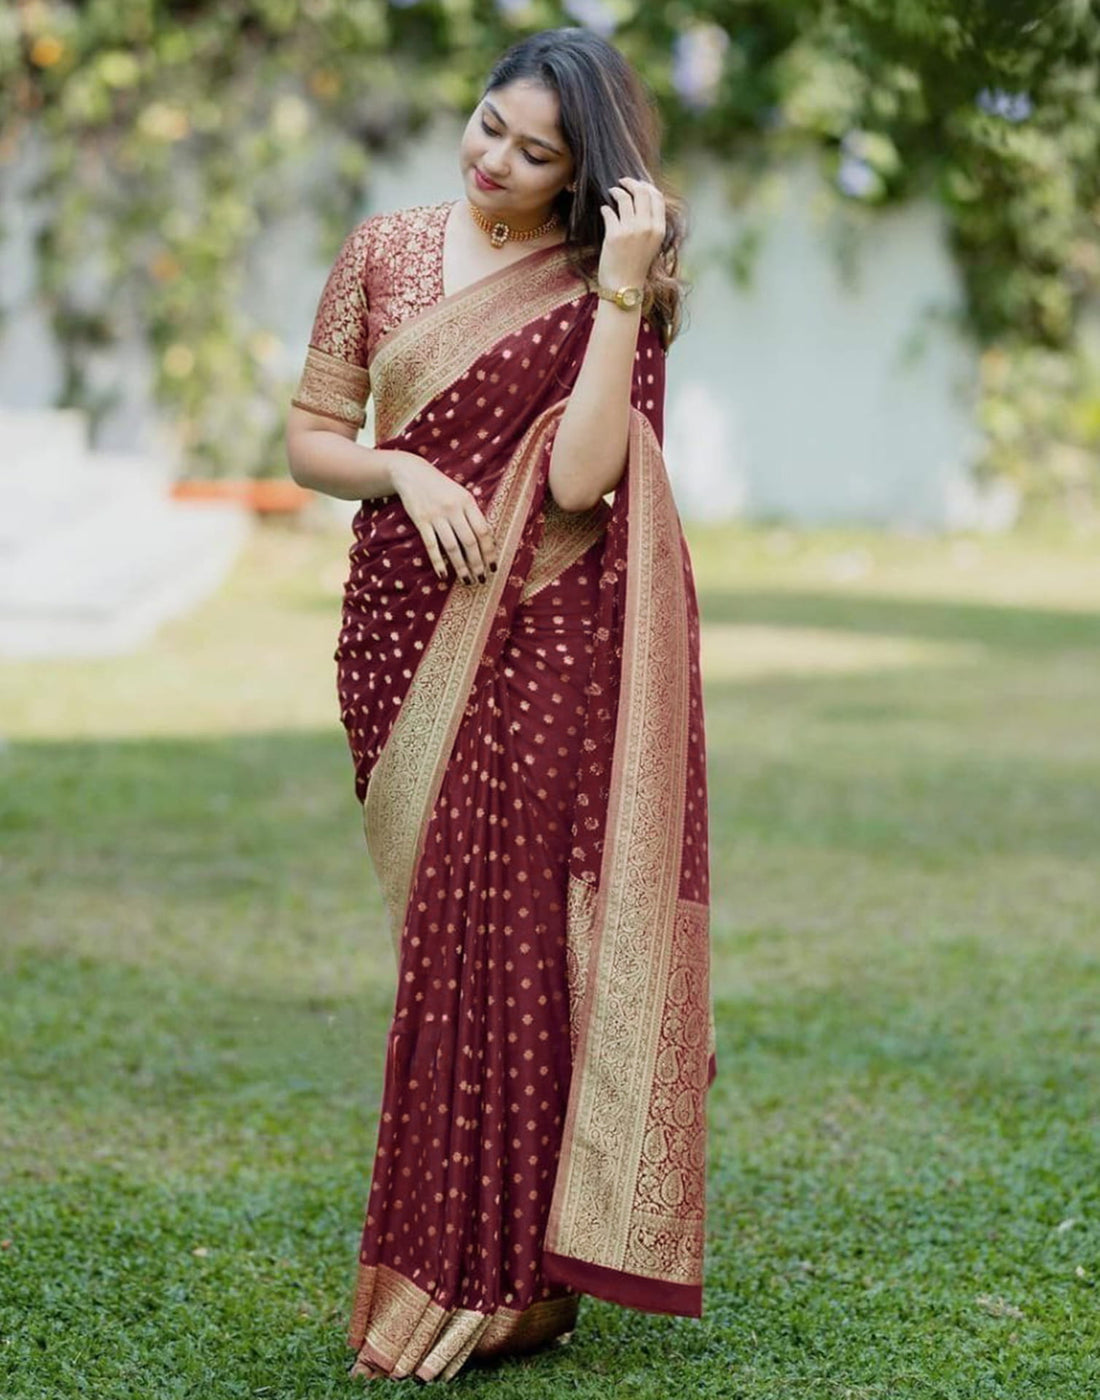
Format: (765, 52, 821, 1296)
(483, 27, 686, 349)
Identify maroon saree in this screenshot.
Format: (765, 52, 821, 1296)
(292, 204, 715, 1382)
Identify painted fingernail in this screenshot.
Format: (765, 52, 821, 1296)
(477, 573, 486, 584)
(462, 576, 472, 586)
(489, 562, 498, 573)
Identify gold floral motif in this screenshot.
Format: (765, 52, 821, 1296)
(348, 1262, 577, 1382)
(564, 874, 597, 1060)
(362, 203, 451, 351)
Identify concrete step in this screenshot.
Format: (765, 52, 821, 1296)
(0, 405, 250, 657)
(0, 492, 250, 657)
(0, 405, 88, 474)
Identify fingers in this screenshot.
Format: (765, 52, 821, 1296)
(431, 503, 497, 585)
(618, 176, 665, 231)
(416, 520, 450, 583)
(392, 454, 498, 586)
(434, 518, 475, 585)
(598, 178, 665, 289)
(463, 501, 498, 575)
(608, 185, 634, 221)
(449, 513, 489, 583)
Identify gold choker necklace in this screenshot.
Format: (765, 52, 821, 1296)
(468, 200, 560, 249)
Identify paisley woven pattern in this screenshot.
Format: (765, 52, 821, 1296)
(622, 897, 710, 1283)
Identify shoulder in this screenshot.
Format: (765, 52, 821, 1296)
(364, 201, 452, 244)
(337, 203, 451, 280)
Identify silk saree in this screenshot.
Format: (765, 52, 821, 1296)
(291, 204, 715, 1383)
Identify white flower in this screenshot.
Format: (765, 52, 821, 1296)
(562, 0, 617, 36)
(836, 154, 878, 199)
(672, 24, 729, 110)
(976, 88, 1032, 122)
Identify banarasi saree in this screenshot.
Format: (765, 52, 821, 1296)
(291, 203, 716, 1383)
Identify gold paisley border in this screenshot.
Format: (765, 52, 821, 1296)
(363, 403, 565, 948)
(370, 247, 584, 442)
(546, 410, 709, 1296)
(348, 1262, 578, 1382)
(563, 874, 597, 1061)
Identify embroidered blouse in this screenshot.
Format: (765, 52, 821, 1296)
(291, 202, 452, 430)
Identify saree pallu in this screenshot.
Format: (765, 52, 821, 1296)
(335, 246, 715, 1382)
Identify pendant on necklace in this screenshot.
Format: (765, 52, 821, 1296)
(490, 221, 509, 249)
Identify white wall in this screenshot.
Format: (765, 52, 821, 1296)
(1, 119, 988, 528)
(671, 156, 982, 527)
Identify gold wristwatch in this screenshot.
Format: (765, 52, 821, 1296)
(593, 283, 643, 311)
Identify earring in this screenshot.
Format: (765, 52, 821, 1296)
(566, 182, 576, 193)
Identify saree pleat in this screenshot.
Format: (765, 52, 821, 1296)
(321, 242, 712, 1382)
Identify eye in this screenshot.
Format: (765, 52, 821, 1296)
(480, 118, 501, 137)
(523, 151, 549, 166)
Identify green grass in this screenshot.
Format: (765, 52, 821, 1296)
(2, 520, 1098, 1398)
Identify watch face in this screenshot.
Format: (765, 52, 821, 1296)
(617, 286, 642, 309)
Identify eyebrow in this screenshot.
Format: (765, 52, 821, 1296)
(482, 100, 565, 157)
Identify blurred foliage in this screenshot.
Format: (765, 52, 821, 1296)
(1, 0, 1098, 502)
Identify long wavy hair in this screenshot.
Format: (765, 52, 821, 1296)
(483, 27, 687, 350)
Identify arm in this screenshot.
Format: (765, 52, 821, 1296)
(548, 177, 666, 513)
(286, 221, 497, 583)
(285, 407, 417, 502)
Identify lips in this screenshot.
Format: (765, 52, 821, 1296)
(474, 168, 504, 192)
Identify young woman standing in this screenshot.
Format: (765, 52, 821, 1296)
(285, 27, 715, 1383)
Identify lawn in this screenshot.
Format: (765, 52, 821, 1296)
(2, 518, 1098, 1399)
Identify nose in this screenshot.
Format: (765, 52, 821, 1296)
(481, 138, 509, 177)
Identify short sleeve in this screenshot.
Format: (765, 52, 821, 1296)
(290, 220, 372, 429)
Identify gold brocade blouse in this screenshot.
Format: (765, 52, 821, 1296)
(290, 202, 452, 431)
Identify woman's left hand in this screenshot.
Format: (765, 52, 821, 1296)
(597, 176, 666, 290)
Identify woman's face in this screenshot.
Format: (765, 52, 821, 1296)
(459, 79, 575, 223)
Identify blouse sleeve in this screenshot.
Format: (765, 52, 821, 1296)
(290, 220, 372, 429)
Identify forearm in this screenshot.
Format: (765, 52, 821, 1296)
(548, 301, 641, 512)
(285, 422, 403, 502)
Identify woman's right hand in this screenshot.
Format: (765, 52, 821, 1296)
(386, 452, 498, 585)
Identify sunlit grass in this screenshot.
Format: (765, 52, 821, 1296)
(2, 519, 1098, 1399)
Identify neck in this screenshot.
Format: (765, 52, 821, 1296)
(468, 201, 557, 236)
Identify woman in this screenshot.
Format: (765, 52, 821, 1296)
(285, 27, 715, 1384)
